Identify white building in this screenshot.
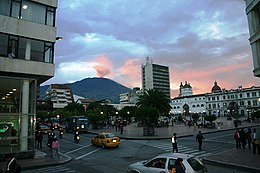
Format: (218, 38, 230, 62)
(0, 0, 58, 158)
(171, 81, 260, 120)
(119, 87, 142, 104)
(45, 84, 73, 109)
(244, 0, 260, 77)
(141, 57, 170, 98)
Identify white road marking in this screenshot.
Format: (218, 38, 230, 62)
(65, 144, 92, 154)
(75, 148, 101, 160)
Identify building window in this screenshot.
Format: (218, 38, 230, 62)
(0, 33, 8, 56)
(11, 0, 21, 19)
(239, 94, 243, 98)
(248, 100, 251, 106)
(21, 1, 45, 24)
(8, 35, 18, 58)
(0, 0, 11, 15)
(31, 39, 44, 62)
(223, 95, 226, 100)
(212, 97, 215, 101)
(252, 92, 257, 97)
(240, 101, 244, 106)
(46, 6, 55, 26)
(201, 104, 204, 107)
(253, 100, 258, 106)
(247, 93, 250, 98)
(44, 42, 54, 63)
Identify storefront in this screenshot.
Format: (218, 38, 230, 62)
(0, 76, 36, 160)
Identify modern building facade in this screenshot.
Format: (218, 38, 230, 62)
(141, 57, 171, 98)
(45, 84, 73, 109)
(0, 0, 58, 158)
(171, 81, 260, 121)
(244, 0, 260, 77)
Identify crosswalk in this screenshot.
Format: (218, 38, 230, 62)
(23, 165, 77, 173)
(133, 140, 224, 159)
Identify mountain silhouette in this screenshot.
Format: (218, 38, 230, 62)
(40, 77, 131, 103)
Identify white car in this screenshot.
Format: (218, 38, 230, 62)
(127, 153, 207, 173)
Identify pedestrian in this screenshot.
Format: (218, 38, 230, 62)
(52, 137, 61, 159)
(4, 153, 21, 173)
(168, 165, 177, 173)
(239, 128, 247, 149)
(233, 129, 241, 149)
(251, 128, 260, 154)
(35, 131, 43, 149)
(172, 133, 178, 153)
(174, 158, 186, 173)
(246, 127, 252, 150)
(196, 131, 205, 151)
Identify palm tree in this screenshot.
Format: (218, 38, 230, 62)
(136, 89, 172, 136)
(136, 89, 172, 116)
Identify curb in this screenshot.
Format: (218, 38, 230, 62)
(203, 157, 260, 173)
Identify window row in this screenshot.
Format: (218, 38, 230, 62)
(208, 92, 259, 101)
(0, 0, 56, 26)
(0, 33, 54, 63)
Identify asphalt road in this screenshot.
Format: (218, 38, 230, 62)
(23, 129, 253, 173)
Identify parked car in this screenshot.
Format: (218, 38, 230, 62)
(91, 132, 120, 148)
(37, 125, 51, 134)
(127, 153, 207, 173)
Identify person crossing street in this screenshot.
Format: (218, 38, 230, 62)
(196, 131, 205, 151)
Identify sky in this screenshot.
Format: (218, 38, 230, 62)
(42, 0, 260, 98)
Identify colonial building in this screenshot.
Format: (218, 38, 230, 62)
(171, 81, 260, 120)
(141, 57, 171, 98)
(0, 0, 58, 158)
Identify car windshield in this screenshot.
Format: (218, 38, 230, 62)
(105, 134, 116, 138)
(187, 157, 205, 171)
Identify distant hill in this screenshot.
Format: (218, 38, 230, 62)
(40, 77, 131, 103)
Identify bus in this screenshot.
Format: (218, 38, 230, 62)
(65, 116, 89, 133)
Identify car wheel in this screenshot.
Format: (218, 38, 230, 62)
(102, 144, 106, 149)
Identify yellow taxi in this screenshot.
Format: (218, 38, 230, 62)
(91, 132, 120, 148)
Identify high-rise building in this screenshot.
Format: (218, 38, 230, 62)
(0, 0, 58, 158)
(141, 57, 171, 98)
(244, 0, 260, 77)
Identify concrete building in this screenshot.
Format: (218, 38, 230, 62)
(0, 0, 58, 158)
(244, 0, 260, 77)
(45, 84, 73, 109)
(119, 87, 142, 104)
(141, 57, 170, 98)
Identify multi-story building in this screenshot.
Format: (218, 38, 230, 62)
(171, 81, 260, 121)
(141, 57, 170, 98)
(0, 0, 58, 158)
(119, 87, 142, 104)
(45, 84, 73, 109)
(244, 0, 260, 77)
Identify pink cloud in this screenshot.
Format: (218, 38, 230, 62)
(93, 54, 113, 77)
(116, 58, 141, 88)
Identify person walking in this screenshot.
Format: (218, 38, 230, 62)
(174, 158, 186, 173)
(196, 131, 205, 151)
(239, 128, 247, 149)
(35, 131, 43, 149)
(247, 127, 252, 150)
(52, 137, 61, 159)
(3, 154, 21, 173)
(172, 133, 178, 153)
(251, 128, 260, 154)
(233, 129, 241, 149)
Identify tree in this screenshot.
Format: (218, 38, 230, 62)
(87, 109, 106, 129)
(64, 102, 85, 115)
(251, 111, 260, 123)
(135, 107, 159, 127)
(136, 89, 172, 116)
(192, 113, 200, 122)
(204, 115, 217, 128)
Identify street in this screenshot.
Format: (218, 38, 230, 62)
(23, 129, 256, 173)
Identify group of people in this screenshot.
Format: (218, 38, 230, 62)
(172, 131, 205, 153)
(234, 127, 260, 154)
(47, 131, 61, 159)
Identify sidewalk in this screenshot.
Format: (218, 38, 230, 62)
(0, 117, 259, 172)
